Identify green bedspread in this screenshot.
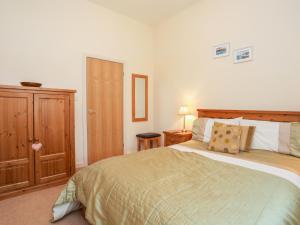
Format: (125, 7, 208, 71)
(53, 145, 300, 225)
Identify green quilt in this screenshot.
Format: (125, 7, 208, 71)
(53, 146, 300, 225)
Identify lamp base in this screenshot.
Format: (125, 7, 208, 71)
(182, 115, 187, 133)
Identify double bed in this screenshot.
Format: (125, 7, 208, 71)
(52, 109, 300, 225)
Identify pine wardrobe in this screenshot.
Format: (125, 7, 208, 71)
(0, 85, 76, 199)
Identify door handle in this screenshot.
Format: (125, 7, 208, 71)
(88, 109, 96, 114)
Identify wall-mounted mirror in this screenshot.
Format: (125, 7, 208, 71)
(132, 74, 148, 122)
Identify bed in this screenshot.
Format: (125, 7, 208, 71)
(52, 109, 300, 225)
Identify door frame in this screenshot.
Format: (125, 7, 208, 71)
(81, 54, 126, 167)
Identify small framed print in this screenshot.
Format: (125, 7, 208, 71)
(213, 43, 230, 58)
(234, 47, 253, 63)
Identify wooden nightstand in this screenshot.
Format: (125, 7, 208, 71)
(163, 130, 192, 147)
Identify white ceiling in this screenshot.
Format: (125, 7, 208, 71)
(89, 0, 200, 25)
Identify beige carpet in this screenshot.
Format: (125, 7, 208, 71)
(0, 185, 90, 225)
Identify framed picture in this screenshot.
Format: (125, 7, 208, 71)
(234, 47, 253, 63)
(213, 43, 230, 58)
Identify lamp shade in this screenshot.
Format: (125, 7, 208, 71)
(178, 106, 190, 115)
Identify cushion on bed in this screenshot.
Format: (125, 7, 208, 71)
(214, 122, 255, 152)
(278, 122, 300, 158)
(203, 117, 241, 142)
(192, 118, 208, 141)
(240, 119, 300, 157)
(239, 125, 256, 151)
(208, 123, 242, 154)
(290, 123, 300, 157)
(240, 119, 279, 151)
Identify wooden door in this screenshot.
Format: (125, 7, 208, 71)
(0, 92, 34, 193)
(87, 57, 124, 164)
(34, 94, 70, 184)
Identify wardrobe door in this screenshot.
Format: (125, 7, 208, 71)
(34, 94, 70, 184)
(0, 91, 34, 193)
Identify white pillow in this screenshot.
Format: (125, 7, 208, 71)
(203, 118, 242, 142)
(240, 119, 279, 151)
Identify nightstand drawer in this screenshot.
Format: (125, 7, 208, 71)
(163, 130, 192, 147)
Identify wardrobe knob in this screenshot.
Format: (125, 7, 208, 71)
(32, 143, 43, 151)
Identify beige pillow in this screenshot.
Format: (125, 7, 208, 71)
(208, 123, 242, 154)
(290, 123, 300, 157)
(240, 125, 255, 151)
(214, 122, 255, 151)
(192, 118, 208, 141)
(192, 117, 242, 141)
(278, 122, 300, 157)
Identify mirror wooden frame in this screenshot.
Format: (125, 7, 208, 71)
(132, 74, 148, 122)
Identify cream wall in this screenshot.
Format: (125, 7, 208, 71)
(154, 0, 300, 133)
(0, 0, 154, 167)
(1, 0, 300, 166)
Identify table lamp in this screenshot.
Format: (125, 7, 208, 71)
(178, 106, 190, 132)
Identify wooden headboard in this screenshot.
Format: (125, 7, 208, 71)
(197, 109, 300, 122)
